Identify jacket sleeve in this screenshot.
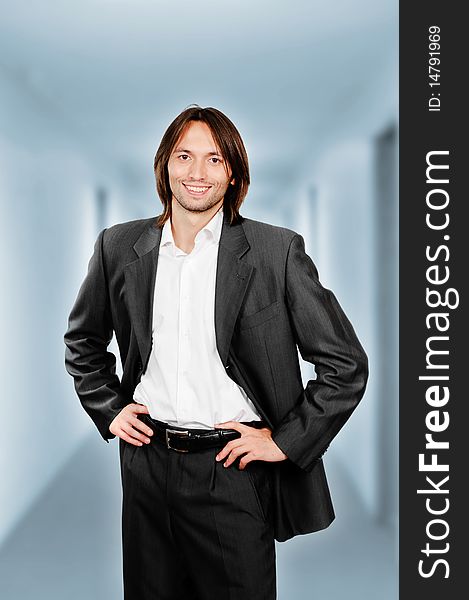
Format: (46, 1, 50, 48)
(64, 228, 125, 442)
(271, 234, 369, 472)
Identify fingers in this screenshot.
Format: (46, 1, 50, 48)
(238, 453, 255, 470)
(130, 415, 154, 437)
(214, 420, 250, 433)
(119, 430, 146, 446)
(216, 439, 253, 468)
(132, 403, 150, 414)
(121, 421, 152, 446)
(113, 403, 153, 446)
(215, 428, 281, 467)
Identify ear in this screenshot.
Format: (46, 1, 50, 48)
(230, 178, 235, 185)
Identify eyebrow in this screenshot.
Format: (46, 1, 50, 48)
(173, 147, 223, 156)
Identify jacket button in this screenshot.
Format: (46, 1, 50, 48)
(225, 364, 230, 370)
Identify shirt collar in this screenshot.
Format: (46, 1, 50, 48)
(160, 219, 174, 248)
(160, 206, 224, 255)
(199, 205, 223, 245)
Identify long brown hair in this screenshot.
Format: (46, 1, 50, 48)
(154, 105, 250, 227)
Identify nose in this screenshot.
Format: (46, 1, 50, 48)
(188, 158, 207, 180)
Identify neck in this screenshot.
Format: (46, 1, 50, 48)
(170, 199, 222, 254)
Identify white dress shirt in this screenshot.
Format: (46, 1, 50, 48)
(133, 207, 262, 429)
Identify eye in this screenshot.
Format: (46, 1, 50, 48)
(209, 157, 222, 164)
(178, 154, 190, 161)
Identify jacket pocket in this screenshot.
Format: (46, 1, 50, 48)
(238, 300, 280, 331)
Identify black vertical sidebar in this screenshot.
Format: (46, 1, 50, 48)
(400, 3, 466, 599)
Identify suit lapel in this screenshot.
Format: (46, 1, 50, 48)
(215, 213, 254, 367)
(123, 211, 254, 369)
(123, 218, 162, 364)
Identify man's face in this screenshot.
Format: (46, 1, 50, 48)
(167, 121, 233, 214)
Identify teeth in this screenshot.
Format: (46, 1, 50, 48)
(185, 185, 210, 192)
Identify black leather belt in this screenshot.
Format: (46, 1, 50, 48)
(137, 414, 267, 453)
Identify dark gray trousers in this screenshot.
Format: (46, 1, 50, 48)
(119, 417, 277, 600)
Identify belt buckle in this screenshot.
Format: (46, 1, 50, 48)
(165, 428, 190, 452)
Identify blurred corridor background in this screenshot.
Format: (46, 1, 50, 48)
(0, 1, 398, 598)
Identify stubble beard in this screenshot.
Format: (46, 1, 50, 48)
(172, 185, 225, 215)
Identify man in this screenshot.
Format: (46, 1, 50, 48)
(64, 105, 368, 600)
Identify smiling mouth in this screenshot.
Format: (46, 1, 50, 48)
(183, 183, 212, 196)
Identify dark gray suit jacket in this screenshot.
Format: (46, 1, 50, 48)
(64, 211, 368, 542)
